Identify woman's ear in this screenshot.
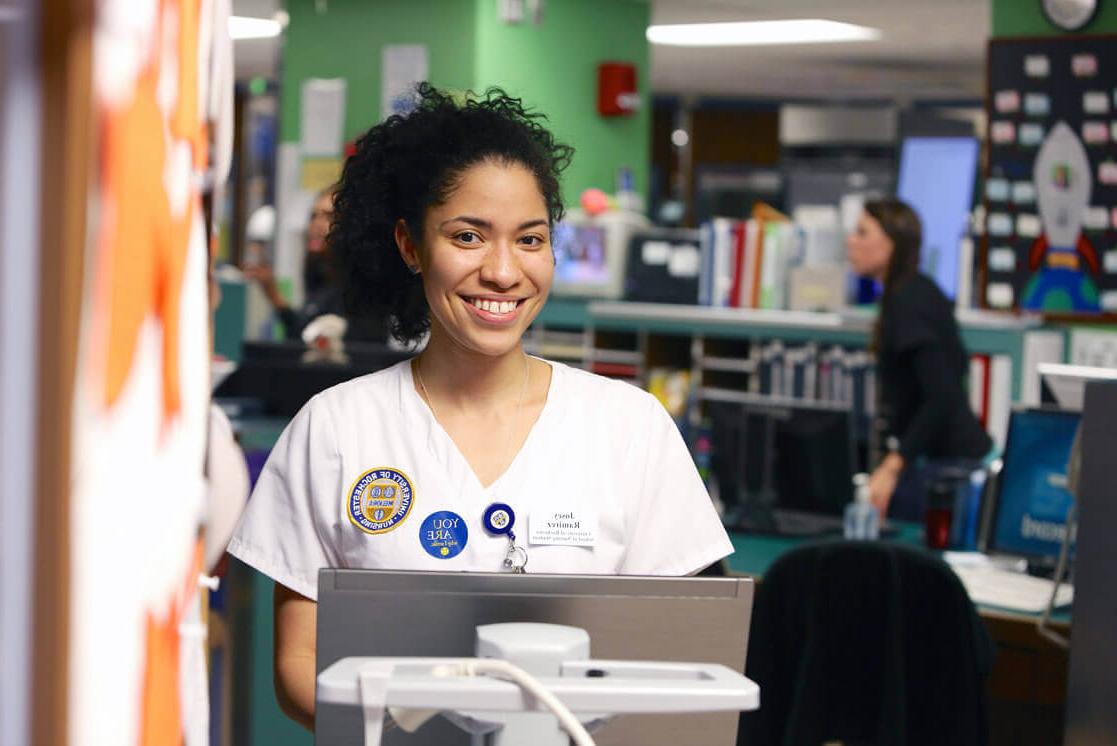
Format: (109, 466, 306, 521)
(394, 219, 422, 274)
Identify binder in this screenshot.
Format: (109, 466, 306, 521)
(968, 354, 991, 428)
(987, 355, 1013, 448)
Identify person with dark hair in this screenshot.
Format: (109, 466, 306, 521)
(847, 198, 991, 519)
(227, 84, 732, 729)
(244, 186, 388, 341)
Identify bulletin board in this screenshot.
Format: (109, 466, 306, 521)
(983, 35, 1117, 318)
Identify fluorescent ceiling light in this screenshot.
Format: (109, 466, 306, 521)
(647, 19, 881, 47)
(230, 15, 283, 40)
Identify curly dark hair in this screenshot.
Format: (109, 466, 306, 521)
(330, 83, 575, 343)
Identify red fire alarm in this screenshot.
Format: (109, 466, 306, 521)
(597, 62, 639, 117)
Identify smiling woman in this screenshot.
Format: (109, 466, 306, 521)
(225, 84, 734, 730)
(397, 160, 554, 359)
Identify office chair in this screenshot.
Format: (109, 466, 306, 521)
(738, 540, 994, 746)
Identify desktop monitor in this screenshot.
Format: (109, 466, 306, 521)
(551, 208, 650, 299)
(1038, 362, 1117, 412)
(708, 400, 856, 534)
(213, 340, 411, 416)
(986, 408, 1081, 563)
(316, 570, 754, 746)
(896, 137, 979, 300)
(623, 227, 703, 305)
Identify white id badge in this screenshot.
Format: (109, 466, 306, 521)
(529, 509, 598, 547)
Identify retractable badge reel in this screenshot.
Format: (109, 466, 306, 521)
(483, 503, 527, 573)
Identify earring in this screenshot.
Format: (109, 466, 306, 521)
(408, 265, 421, 276)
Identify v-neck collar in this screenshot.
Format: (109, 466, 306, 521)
(399, 356, 562, 497)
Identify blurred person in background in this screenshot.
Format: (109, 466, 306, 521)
(847, 198, 992, 520)
(244, 186, 388, 342)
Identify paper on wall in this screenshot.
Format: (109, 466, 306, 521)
(1082, 121, 1109, 145)
(1082, 206, 1109, 231)
(994, 90, 1020, 113)
(986, 282, 1014, 309)
(1012, 181, 1036, 204)
(1024, 92, 1050, 116)
(1105, 251, 1117, 273)
(1016, 213, 1042, 238)
(986, 178, 1009, 201)
(1083, 91, 1109, 115)
(1072, 54, 1098, 77)
(1019, 123, 1045, 146)
(381, 44, 429, 121)
(1025, 54, 1049, 78)
(300, 78, 346, 157)
(989, 247, 1016, 272)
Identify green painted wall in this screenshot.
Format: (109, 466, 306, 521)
(472, 0, 651, 205)
(280, 0, 478, 144)
(992, 0, 1117, 36)
(280, 0, 651, 207)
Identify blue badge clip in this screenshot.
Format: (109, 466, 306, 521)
(482, 502, 516, 539)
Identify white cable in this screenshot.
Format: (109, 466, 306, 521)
(1036, 501, 1074, 649)
(432, 659, 597, 746)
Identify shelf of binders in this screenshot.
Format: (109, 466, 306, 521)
(699, 387, 851, 412)
(522, 326, 590, 365)
(587, 301, 871, 347)
(532, 300, 1064, 405)
(698, 356, 759, 374)
(695, 338, 875, 420)
(531, 301, 1064, 450)
(588, 329, 643, 379)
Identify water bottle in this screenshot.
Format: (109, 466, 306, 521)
(844, 472, 880, 540)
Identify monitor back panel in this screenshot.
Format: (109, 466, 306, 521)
(316, 571, 754, 746)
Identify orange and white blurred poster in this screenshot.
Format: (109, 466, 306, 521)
(71, 0, 230, 743)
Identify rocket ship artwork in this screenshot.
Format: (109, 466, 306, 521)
(1023, 121, 1101, 312)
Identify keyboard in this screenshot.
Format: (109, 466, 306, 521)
(950, 564, 1074, 613)
(732, 508, 899, 539)
(732, 508, 843, 537)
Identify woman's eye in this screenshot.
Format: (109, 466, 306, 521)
(520, 234, 546, 248)
(455, 231, 480, 244)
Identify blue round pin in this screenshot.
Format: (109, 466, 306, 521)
(482, 503, 515, 537)
(419, 511, 468, 559)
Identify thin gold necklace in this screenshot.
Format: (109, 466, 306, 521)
(414, 352, 531, 481)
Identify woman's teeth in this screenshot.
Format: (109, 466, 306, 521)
(469, 298, 518, 315)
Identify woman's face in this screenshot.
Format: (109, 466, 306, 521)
(846, 211, 893, 280)
(307, 191, 334, 254)
(401, 160, 553, 358)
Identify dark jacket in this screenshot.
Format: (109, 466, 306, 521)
(278, 283, 388, 343)
(738, 540, 994, 746)
(877, 274, 992, 462)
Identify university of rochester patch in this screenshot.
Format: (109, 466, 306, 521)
(347, 467, 414, 535)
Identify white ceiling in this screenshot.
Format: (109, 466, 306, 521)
(649, 0, 989, 101)
(231, 0, 989, 102)
(231, 0, 280, 81)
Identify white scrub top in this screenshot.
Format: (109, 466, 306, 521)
(227, 358, 733, 600)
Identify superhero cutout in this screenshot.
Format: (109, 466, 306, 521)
(1023, 122, 1101, 312)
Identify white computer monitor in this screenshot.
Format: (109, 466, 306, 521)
(1038, 363, 1117, 412)
(315, 570, 754, 746)
(551, 208, 650, 299)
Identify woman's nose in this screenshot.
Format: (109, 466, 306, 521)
(480, 241, 522, 288)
